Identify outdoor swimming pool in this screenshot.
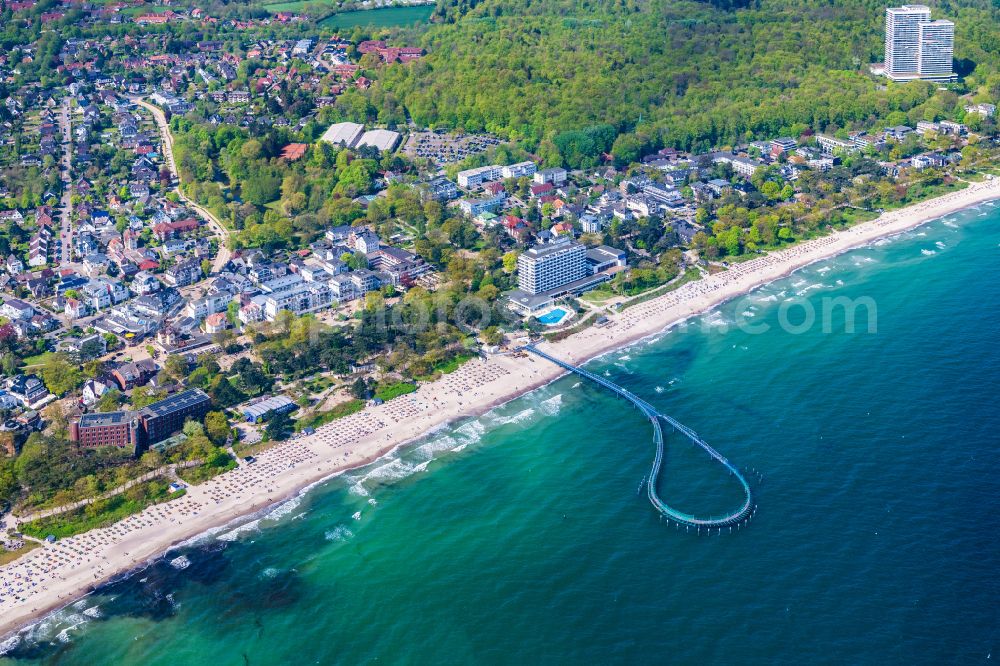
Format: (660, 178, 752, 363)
(537, 308, 569, 325)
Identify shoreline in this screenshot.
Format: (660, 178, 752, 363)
(2, 178, 999, 643)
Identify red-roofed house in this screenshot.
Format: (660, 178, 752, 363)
(358, 40, 387, 54)
(333, 64, 358, 78)
(280, 143, 309, 161)
(551, 221, 574, 236)
(399, 47, 424, 62)
(136, 11, 176, 24)
(530, 182, 554, 197)
(152, 218, 199, 240)
(502, 215, 529, 240)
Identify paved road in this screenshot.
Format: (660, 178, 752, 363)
(132, 97, 233, 274)
(57, 98, 74, 268)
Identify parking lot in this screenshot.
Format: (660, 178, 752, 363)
(403, 130, 503, 164)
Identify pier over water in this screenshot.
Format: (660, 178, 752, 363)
(523, 345, 755, 532)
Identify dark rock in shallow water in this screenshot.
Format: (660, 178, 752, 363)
(222, 569, 304, 617)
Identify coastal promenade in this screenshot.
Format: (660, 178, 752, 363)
(2, 178, 999, 640)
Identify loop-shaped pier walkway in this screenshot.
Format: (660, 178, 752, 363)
(523, 345, 755, 530)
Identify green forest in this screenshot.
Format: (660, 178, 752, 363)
(365, 0, 1000, 166)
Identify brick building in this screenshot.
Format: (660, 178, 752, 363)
(69, 388, 212, 454)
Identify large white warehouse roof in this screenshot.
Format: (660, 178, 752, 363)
(356, 129, 401, 153)
(320, 122, 364, 147)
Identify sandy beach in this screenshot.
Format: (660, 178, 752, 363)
(2, 177, 998, 640)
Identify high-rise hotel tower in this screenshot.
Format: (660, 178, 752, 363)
(884, 5, 955, 82)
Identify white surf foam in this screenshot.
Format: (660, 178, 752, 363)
(539, 393, 562, 416)
(0, 635, 21, 656)
(216, 519, 261, 542)
(261, 495, 304, 523)
(453, 419, 485, 445)
(414, 435, 458, 459)
(169, 555, 190, 570)
(491, 408, 536, 426)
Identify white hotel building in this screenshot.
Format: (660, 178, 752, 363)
(884, 5, 955, 82)
(517, 238, 587, 295)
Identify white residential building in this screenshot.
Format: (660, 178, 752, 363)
(457, 165, 503, 188)
(183, 292, 233, 321)
(965, 103, 996, 118)
(501, 161, 537, 179)
(350, 229, 380, 255)
(459, 192, 506, 217)
(817, 134, 859, 155)
(0, 299, 34, 321)
(712, 153, 759, 179)
(262, 283, 333, 320)
(534, 168, 568, 186)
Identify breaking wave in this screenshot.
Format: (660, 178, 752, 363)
(216, 519, 262, 542)
(539, 394, 563, 416)
(489, 408, 536, 426)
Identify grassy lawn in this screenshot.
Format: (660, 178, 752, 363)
(20, 351, 54, 368)
(619, 268, 703, 311)
(432, 353, 473, 375)
(20, 482, 186, 540)
(414, 353, 475, 381)
(374, 381, 417, 402)
(233, 438, 278, 459)
(119, 5, 173, 14)
(0, 541, 41, 566)
(263, 0, 337, 11)
(840, 207, 880, 225)
(295, 398, 364, 431)
(176, 455, 238, 485)
(580, 287, 616, 305)
(883, 180, 968, 211)
(317, 4, 434, 28)
(304, 375, 336, 393)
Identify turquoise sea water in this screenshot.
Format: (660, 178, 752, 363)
(3, 203, 1000, 664)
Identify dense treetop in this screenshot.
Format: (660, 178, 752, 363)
(368, 0, 1000, 165)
